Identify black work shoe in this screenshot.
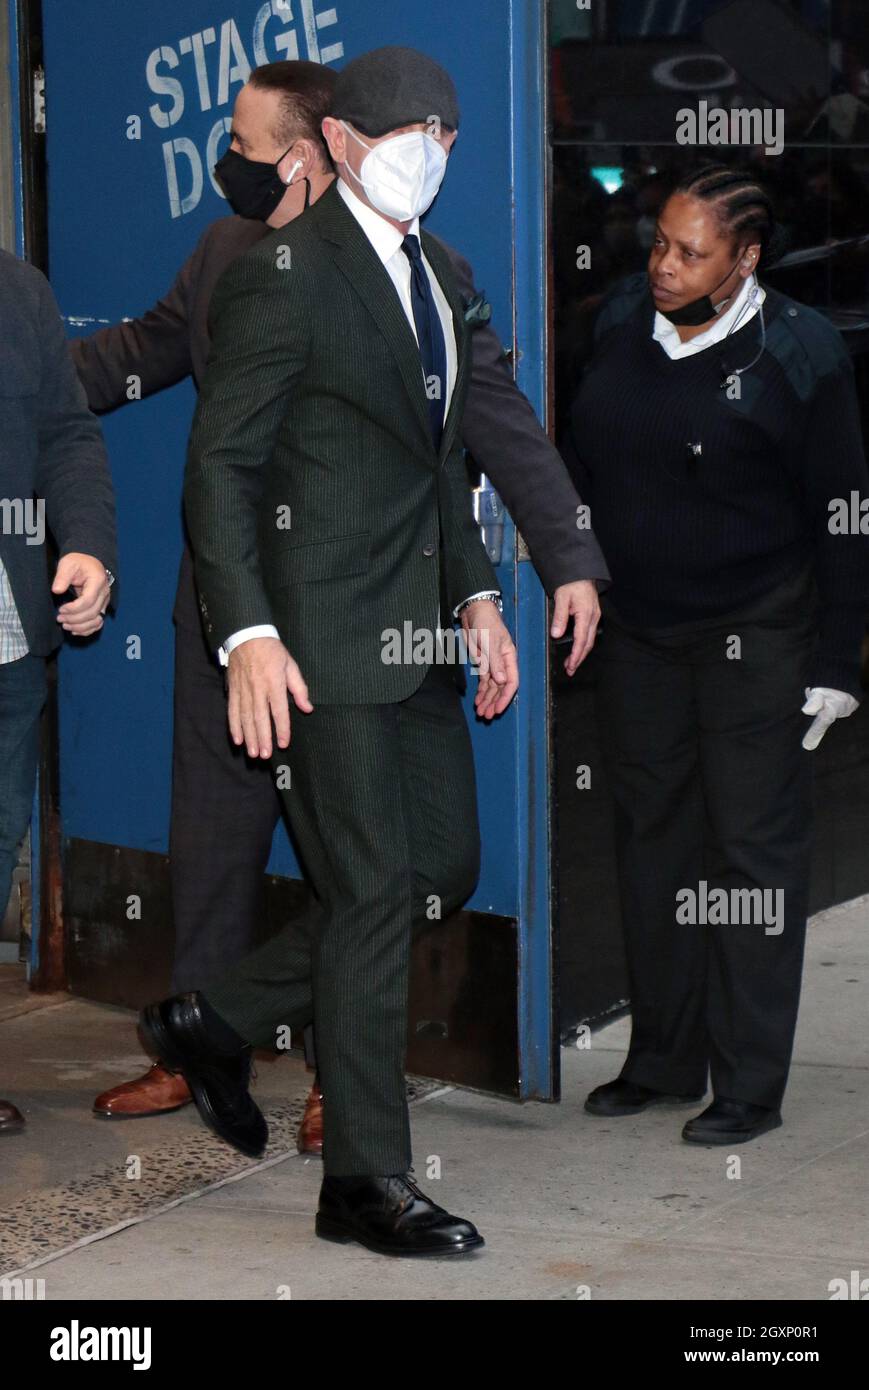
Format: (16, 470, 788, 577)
(139, 992, 267, 1159)
(682, 1097, 782, 1145)
(315, 1173, 485, 1257)
(585, 1077, 705, 1117)
(0, 1099, 25, 1134)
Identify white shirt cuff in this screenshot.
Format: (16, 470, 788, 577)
(218, 624, 280, 667)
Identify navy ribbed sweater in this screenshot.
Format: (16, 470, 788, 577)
(568, 280, 869, 697)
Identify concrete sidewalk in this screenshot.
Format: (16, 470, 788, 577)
(2, 895, 867, 1300)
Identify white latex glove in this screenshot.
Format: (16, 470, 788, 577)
(801, 687, 859, 750)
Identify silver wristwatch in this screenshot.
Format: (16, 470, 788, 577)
(454, 590, 503, 618)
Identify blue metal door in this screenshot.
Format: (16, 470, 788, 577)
(34, 0, 554, 1098)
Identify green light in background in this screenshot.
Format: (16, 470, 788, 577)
(590, 167, 624, 194)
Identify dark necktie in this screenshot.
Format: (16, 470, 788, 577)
(400, 234, 452, 633)
(401, 233, 448, 450)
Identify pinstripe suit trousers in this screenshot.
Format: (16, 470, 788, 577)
(204, 660, 480, 1175)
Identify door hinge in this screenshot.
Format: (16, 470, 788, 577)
(32, 66, 46, 135)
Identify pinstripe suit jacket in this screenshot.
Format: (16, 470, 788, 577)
(183, 180, 499, 704)
(71, 209, 610, 639)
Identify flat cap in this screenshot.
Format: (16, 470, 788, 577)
(332, 46, 460, 138)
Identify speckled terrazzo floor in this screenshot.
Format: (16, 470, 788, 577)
(0, 970, 442, 1276)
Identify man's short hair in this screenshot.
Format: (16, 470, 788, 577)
(248, 60, 337, 170)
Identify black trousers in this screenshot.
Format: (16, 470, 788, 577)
(168, 611, 281, 997)
(595, 563, 818, 1111)
(202, 656, 480, 1175)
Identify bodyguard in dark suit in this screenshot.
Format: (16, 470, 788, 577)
(0, 249, 117, 1135)
(72, 59, 609, 1137)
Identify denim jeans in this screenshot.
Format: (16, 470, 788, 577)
(0, 652, 47, 925)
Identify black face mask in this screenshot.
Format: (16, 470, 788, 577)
(214, 144, 307, 221)
(656, 252, 745, 327)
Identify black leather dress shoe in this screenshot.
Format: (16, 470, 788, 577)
(682, 1097, 782, 1145)
(139, 993, 267, 1159)
(0, 1099, 25, 1134)
(585, 1077, 705, 1117)
(316, 1173, 485, 1256)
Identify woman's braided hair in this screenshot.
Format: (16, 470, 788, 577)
(670, 164, 789, 267)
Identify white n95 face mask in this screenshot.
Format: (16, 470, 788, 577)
(342, 121, 448, 221)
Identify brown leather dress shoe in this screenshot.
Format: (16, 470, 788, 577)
(0, 1099, 25, 1133)
(93, 1061, 192, 1118)
(297, 1082, 323, 1155)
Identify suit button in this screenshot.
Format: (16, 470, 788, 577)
(422, 543, 436, 557)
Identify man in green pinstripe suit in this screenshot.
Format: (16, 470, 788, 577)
(141, 47, 518, 1256)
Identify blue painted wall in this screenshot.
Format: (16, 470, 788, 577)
(42, 0, 545, 919)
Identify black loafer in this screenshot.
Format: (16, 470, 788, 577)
(139, 992, 267, 1159)
(682, 1097, 782, 1145)
(585, 1077, 705, 1117)
(316, 1173, 485, 1257)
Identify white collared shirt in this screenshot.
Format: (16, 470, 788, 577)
(336, 178, 457, 417)
(334, 183, 499, 622)
(652, 272, 765, 360)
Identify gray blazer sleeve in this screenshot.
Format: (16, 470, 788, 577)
(439, 239, 611, 595)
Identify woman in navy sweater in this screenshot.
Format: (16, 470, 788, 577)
(568, 165, 869, 1144)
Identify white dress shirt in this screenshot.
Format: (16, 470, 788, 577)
(336, 178, 457, 417)
(652, 272, 765, 360)
(220, 176, 494, 665)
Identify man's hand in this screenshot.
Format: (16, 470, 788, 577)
(551, 580, 601, 676)
(53, 553, 111, 636)
(801, 686, 859, 751)
(227, 636, 313, 759)
(460, 600, 518, 720)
